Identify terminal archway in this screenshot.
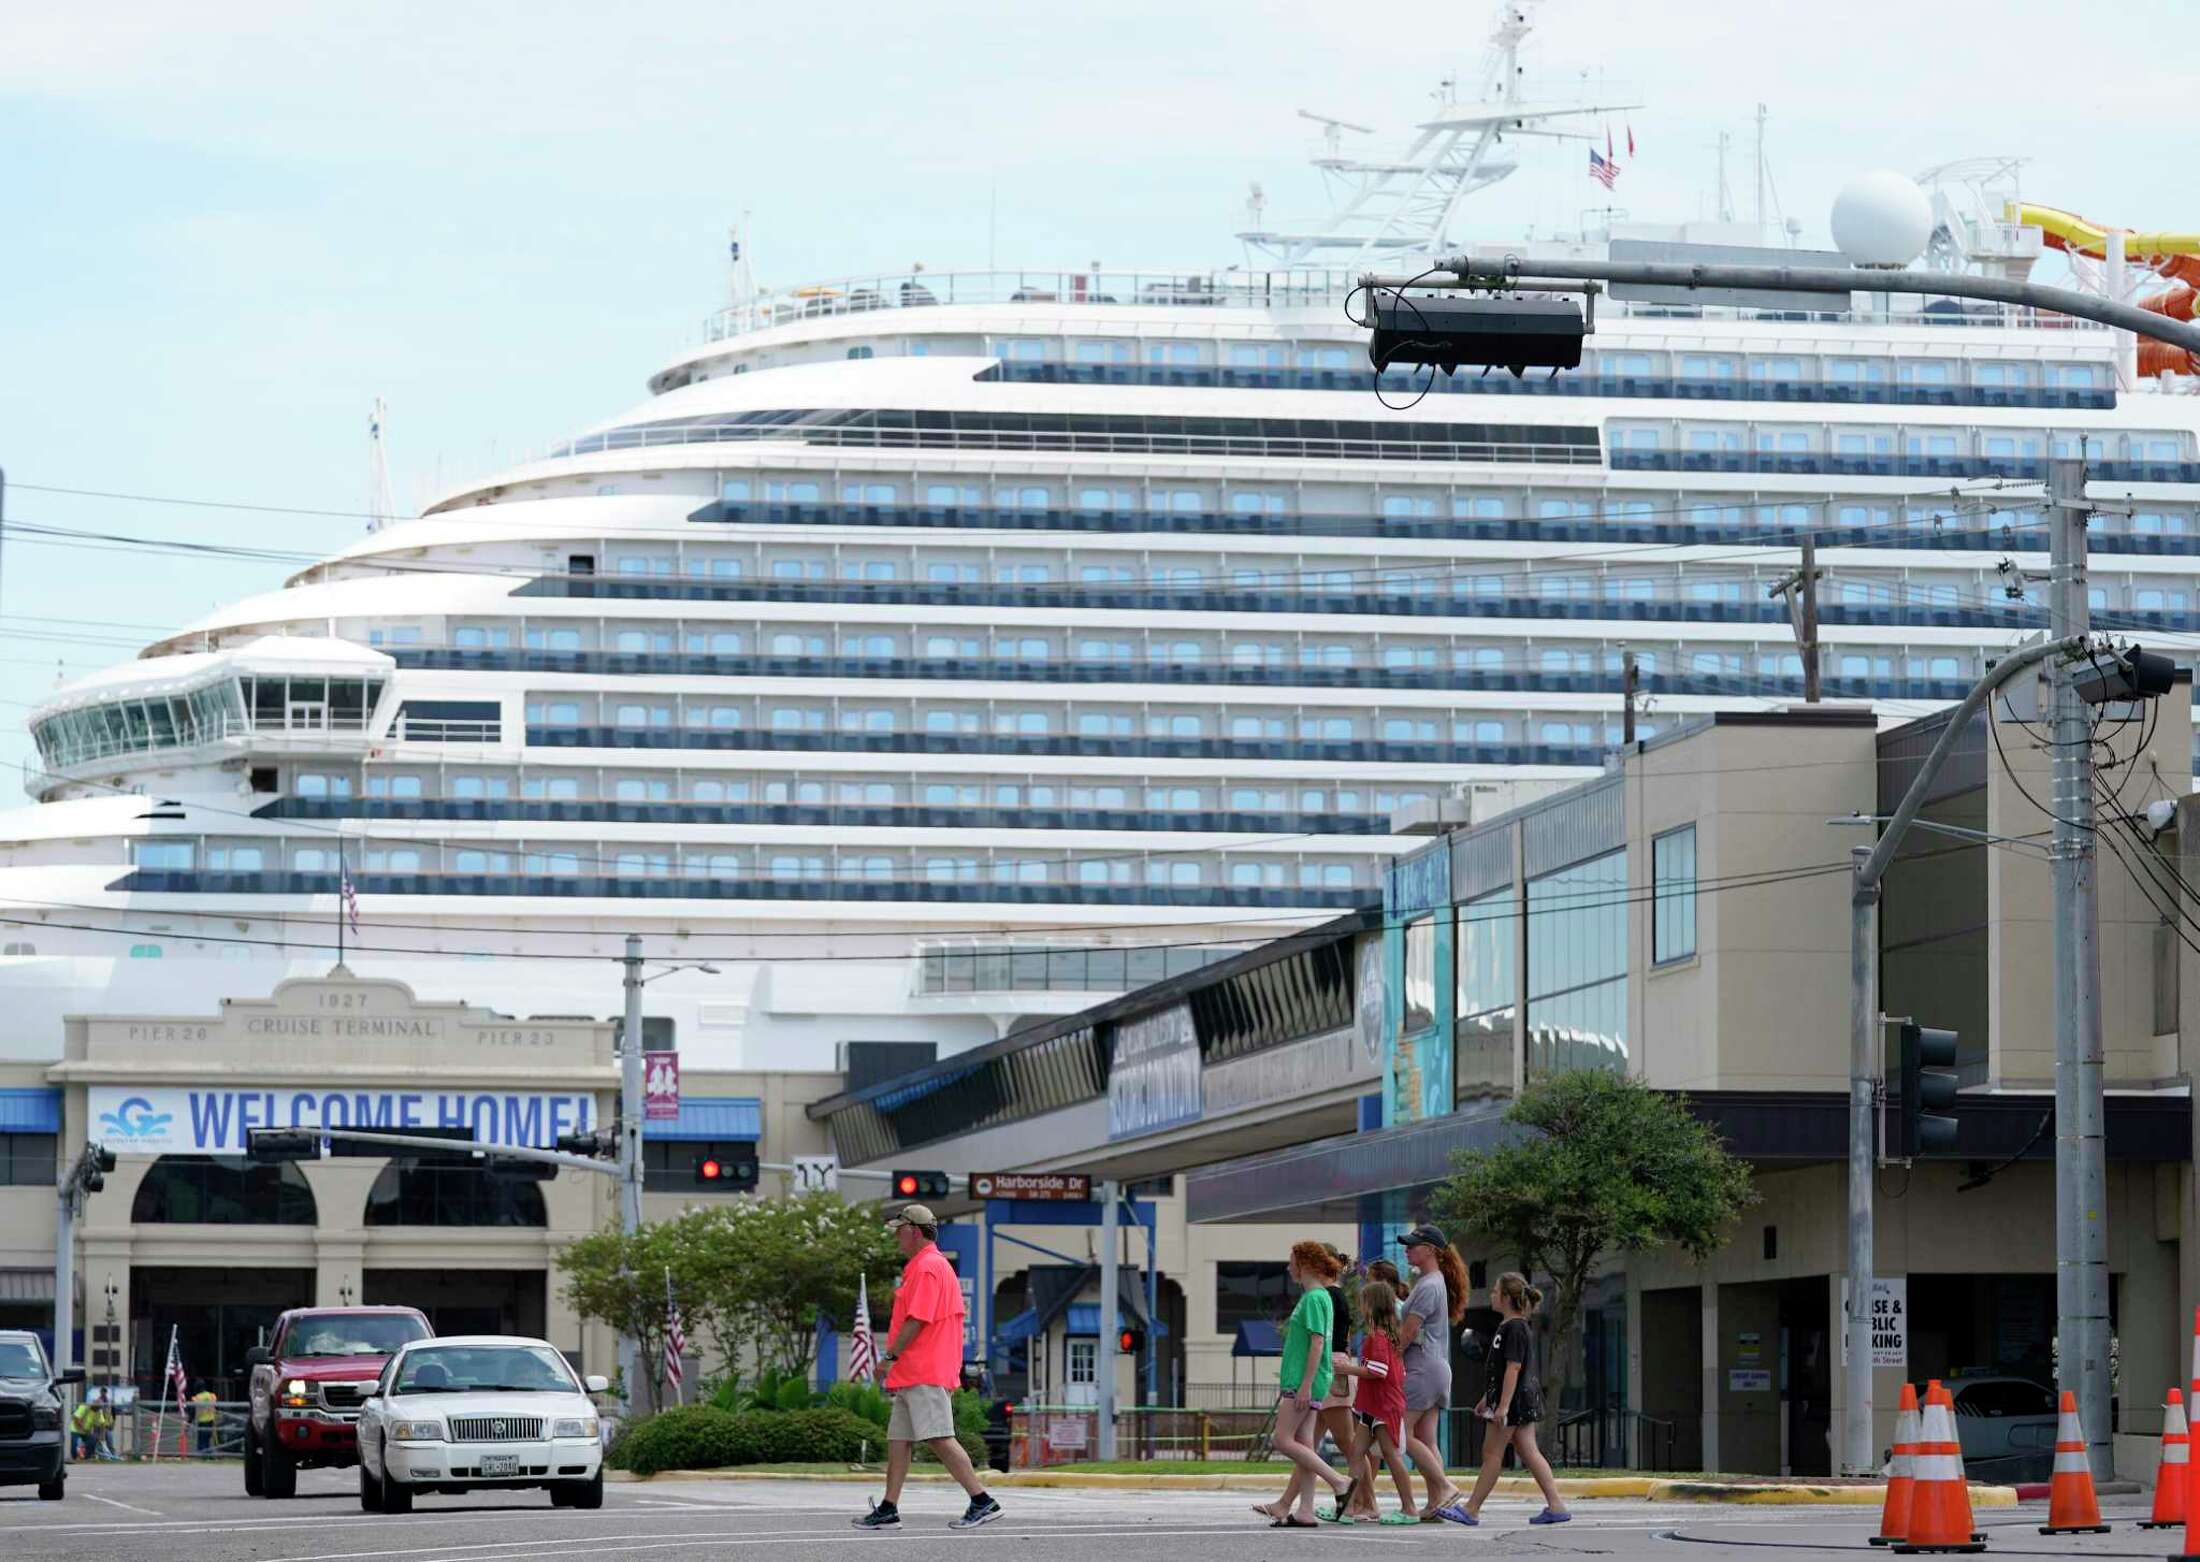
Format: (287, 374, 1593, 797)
(363, 1159, 546, 1228)
(131, 1156, 316, 1225)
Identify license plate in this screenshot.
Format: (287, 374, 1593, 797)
(479, 1454, 519, 1477)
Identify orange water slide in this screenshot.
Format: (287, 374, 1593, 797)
(2012, 202, 2200, 375)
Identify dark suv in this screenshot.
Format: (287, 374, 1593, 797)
(0, 1332, 82, 1501)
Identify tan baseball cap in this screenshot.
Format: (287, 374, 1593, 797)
(886, 1204, 937, 1229)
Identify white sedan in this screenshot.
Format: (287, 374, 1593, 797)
(357, 1335, 610, 1512)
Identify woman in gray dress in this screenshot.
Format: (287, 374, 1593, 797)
(1394, 1223, 1470, 1523)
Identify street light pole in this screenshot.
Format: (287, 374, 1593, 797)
(618, 934, 645, 1416)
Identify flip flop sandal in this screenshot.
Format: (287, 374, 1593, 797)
(1269, 1517, 1321, 1529)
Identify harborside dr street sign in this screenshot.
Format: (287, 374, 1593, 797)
(970, 1171, 1091, 1201)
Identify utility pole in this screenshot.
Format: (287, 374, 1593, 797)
(1097, 1179, 1119, 1461)
(2046, 456, 2112, 1477)
(1769, 536, 1824, 702)
(619, 935, 646, 1416)
(1836, 629, 2094, 1475)
(1621, 652, 1639, 743)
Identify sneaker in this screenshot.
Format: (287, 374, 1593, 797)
(950, 1494, 1003, 1530)
(1529, 1508, 1572, 1526)
(854, 1500, 902, 1529)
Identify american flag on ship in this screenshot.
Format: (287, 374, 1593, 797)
(1589, 127, 1620, 190)
(847, 1273, 877, 1383)
(663, 1269, 685, 1403)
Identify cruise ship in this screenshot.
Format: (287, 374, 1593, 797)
(6, 6, 2199, 1069)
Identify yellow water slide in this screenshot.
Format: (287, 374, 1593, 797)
(2010, 201, 2200, 375)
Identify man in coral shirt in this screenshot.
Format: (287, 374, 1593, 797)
(854, 1204, 1003, 1531)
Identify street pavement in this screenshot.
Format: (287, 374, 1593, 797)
(0, 1462, 2167, 1560)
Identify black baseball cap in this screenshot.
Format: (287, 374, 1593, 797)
(1397, 1224, 1447, 1250)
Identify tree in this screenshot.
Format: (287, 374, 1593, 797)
(691, 1192, 905, 1378)
(556, 1218, 701, 1410)
(1430, 1070, 1756, 1409)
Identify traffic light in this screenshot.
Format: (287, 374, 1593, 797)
(696, 1144, 759, 1190)
(555, 1128, 615, 1158)
(83, 1144, 115, 1193)
(246, 1129, 322, 1164)
(892, 1169, 950, 1200)
(2076, 643, 2180, 705)
(1116, 1326, 1143, 1355)
(1365, 293, 1586, 379)
(1899, 1023, 1961, 1157)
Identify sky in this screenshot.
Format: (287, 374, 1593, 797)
(0, 0, 2185, 778)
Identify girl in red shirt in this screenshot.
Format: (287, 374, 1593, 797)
(1332, 1280, 1415, 1523)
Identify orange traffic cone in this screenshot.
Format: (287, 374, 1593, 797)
(1893, 1382, 1982, 1555)
(1870, 1383, 1920, 1547)
(2039, 1389, 2109, 1534)
(2142, 1388, 2190, 1531)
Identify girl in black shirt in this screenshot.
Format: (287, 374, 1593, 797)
(1456, 1271, 1570, 1527)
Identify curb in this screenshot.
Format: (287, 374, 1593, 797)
(610, 1468, 2016, 1505)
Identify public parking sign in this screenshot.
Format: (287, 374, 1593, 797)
(970, 1171, 1090, 1201)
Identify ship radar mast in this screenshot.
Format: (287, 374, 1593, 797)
(1238, 0, 1636, 268)
(367, 396, 395, 534)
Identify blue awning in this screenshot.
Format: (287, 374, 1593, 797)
(993, 1307, 1043, 1346)
(643, 1096, 761, 1142)
(1233, 1320, 1283, 1358)
(0, 1089, 60, 1134)
(1064, 1303, 1167, 1339)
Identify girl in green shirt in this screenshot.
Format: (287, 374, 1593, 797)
(1253, 1241, 1352, 1528)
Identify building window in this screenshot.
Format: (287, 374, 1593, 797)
(1653, 825, 1698, 964)
(1215, 1261, 1293, 1332)
(1064, 1337, 1100, 1399)
(364, 1161, 548, 1227)
(1525, 848, 1628, 1077)
(1402, 916, 1437, 1034)
(1456, 885, 1517, 1097)
(130, 1156, 317, 1224)
(0, 1132, 57, 1186)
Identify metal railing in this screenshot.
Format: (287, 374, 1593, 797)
(698, 267, 2127, 343)
(544, 420, 1602, 468)
(1443, 1405, 1686, 1471)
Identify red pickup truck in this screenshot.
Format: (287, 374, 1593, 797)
(244, 1307, 432, 1498)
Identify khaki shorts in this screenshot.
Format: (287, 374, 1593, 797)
(888, 1383, 956, 1442)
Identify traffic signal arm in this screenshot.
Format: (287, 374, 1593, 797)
(245, 1126, 621, 1174)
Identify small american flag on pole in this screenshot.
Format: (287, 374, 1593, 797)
(847, 1273, 877, 1383)
(165, 1326, 187, 1406)
(1589, 145, 1619, 190)
(339, 856, 361, 937)
(663, 1269, 685, 1403)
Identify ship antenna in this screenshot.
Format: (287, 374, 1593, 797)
(367, 397, 394, 535)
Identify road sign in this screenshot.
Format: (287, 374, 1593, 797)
(970, 1171, 1090, 1202)
(644, 1051, 680, 1121)
(791, 1155, 839, 1194)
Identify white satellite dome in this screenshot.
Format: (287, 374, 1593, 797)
(1830, 171, 1933, 269)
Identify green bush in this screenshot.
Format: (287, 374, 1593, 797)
(609, 1404, 882, 1473)
(825, 1379, 891, 1431)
